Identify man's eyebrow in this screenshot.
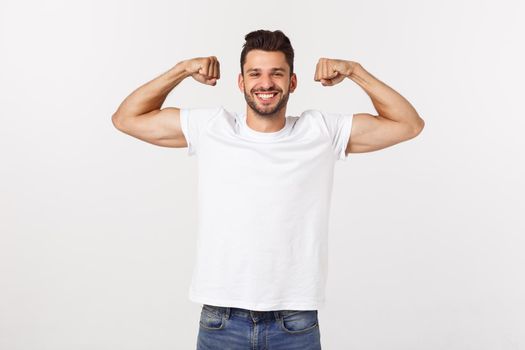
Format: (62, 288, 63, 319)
(246, 68, 286, 73)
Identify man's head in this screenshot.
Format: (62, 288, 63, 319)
(238, 30, 297, 117)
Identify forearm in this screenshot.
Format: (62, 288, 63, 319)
(113, 61, 190, 117)
(348, 63, 424, 128)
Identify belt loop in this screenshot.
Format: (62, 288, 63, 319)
(225, 307, 231, 320)
(273, 311, 280, 321)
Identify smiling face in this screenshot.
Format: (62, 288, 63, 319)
(238, 49, 297, 118)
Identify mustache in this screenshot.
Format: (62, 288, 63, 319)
(252, 89, 281, 93)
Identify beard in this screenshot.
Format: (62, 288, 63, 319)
(243, 87, 290, 118)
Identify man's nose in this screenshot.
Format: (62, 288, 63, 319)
(258, 75, 275, 89)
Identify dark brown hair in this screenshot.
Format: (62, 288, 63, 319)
(240, 29, 295, 76)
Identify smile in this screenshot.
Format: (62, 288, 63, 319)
(255, 92, 279, 103)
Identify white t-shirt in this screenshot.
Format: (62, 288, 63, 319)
(179, 106, 353, 311)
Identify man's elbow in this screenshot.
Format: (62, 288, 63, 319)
(412, 118, 425, 137)
(112, 113, 123, 130)
(402, 118, 424, 142)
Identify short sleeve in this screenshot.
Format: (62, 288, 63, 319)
(319, 111, 354, 161)
(179, 106, 222, 156)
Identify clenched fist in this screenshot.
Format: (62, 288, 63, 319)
(314, 58, 357, 86)
(183, 56, 221, 86)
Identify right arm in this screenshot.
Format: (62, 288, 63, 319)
(111, 56, 220, 148)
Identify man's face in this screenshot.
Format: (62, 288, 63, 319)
(238, 50, 297, 117)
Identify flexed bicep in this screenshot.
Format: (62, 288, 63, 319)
(346, 113, 420, 154)
(113, 107, 187, 148)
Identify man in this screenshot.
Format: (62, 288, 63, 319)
(112, 29, 424, 350)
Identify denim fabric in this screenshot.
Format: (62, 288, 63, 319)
(196, 304, 321, 350)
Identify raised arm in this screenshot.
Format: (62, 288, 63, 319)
(111, 56, 220, 148)
(314, 58, 425, 155)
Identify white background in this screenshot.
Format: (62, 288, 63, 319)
(1, 0, 524, 349)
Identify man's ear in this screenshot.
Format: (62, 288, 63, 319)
(237, 73, 244, 92)
(289, 73, 298, 93)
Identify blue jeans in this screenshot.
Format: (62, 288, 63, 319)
(196, 304, 322, 350)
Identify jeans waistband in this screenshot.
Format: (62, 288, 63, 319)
(202, 304, 316, 322)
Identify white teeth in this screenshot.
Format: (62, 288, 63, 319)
(256, 93, 276, 99)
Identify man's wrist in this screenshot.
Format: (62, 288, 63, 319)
(172, 60, 192, 79)
(345, 61, 361, 78)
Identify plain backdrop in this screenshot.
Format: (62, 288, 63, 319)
(1, 0, 524, 349)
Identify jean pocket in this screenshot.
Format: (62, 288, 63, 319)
(199, 305, 226, 330)
(279, 310, 319, 334)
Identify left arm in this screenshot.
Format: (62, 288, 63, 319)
(314, 58, 425, 154)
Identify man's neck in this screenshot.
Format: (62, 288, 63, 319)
(245, 107, 287, 133)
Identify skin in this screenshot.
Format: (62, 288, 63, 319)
(112, 50, 425, 154)
(237, 50, 297, 133)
